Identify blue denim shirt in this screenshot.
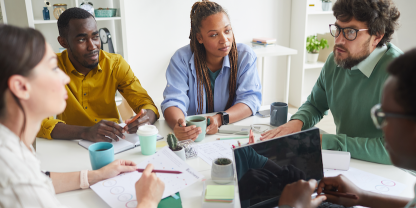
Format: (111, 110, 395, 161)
(161, 43, 262, 116)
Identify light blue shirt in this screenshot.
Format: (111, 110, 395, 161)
(351, 45, 388, 78)
(161, 43, 262, 116)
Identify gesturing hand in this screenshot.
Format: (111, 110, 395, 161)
(260, 120, 303, 141)
(317, 175, 363, 207)
(173, 118, 201, 141)
(124, 109, 151, 134)
(279, 179, 327, 208)
(82, 120, 125, 142)
(136, 164, 165, 208)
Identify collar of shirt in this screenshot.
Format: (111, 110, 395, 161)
(188, 52, 231, 75)
(62, 50, 103, 76)
(351, 45, 388, 78)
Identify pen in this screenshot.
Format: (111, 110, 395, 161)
(322, 190, 358, 200)
(136, 169, 182, 174)
(124, 109, 146, 129)
(216, 136, 249, 140)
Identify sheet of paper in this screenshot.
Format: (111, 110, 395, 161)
(119, 123, 164, 146)
(90, 146, 204, 208)
(324, 167, 406, 196)
(195, 140, 238, 165)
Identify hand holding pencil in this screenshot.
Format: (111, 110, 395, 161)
(317, 175, 362, 207)
(124, 109, 148, 134)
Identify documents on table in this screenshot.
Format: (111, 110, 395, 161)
(90, 147, 204, 208)
(324, 167, 406, 196)
(195, 140, 238, 165)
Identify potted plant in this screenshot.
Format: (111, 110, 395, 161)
(321, 0, 332, 11)
(211, 158, 234, 184)
(167, 133, 186, 161)
(306, 35, 329, 63)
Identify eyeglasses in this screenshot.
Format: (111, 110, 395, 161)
(329, 24, 368, 41)
(371, 104, 416, 129)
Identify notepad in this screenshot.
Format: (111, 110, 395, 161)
(205, 185, 234, 202)
(78, 123, 164, 154)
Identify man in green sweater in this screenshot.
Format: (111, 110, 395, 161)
(260, 0, 402, 164)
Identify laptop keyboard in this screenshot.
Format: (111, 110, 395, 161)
(318, 201, 353, 208)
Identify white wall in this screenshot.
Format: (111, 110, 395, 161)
(391, 0, 416, 52)
(123, 0, 292, 113)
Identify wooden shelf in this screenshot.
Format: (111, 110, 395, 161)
(33, 17, 121, 24)
(308, 11, 333, 15)
(304, 61, 325, 69)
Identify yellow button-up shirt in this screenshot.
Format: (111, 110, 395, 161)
(37, 50, 159, 139)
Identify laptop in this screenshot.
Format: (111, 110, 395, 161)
(232, 127, 351, 208)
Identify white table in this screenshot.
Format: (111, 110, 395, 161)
(251, 45, 298, 104)
(36, 107, 416, 208)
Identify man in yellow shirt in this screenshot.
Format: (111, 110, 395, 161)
(37, 8, 159, 142)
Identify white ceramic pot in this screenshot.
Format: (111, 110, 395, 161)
(211, 160, 234, 184)
(322, 2, 332, 11)
(307, 52, 319, 63)
(172, 147, 186, 161)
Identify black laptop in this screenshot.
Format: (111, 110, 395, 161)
(232, 127, 351, 208)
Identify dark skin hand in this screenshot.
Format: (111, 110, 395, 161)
(124, 109, 157, 134)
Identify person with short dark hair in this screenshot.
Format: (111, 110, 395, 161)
(37, 8, 159, 142)
(277, 48, 416, 208)
(261, 0, 402, 165)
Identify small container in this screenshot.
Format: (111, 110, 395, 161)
(137, 125, 158, 155)
(94, 8, 117, 17)
(53, 4, 67, 19)
(172, 147, 186, 161)
(42, 7, 50, 20)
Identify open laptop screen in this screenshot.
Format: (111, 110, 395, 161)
(233, 128, 323, 208)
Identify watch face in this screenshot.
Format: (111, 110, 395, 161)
(99, 29, 108, 43)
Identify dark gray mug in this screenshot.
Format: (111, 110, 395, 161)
(270, 102, 288, 127)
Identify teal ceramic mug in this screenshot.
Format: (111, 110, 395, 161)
(88, 142, 114, 170)
(186, 115, 207, 142)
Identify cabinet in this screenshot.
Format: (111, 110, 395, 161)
(24, 0, 128, 60)
(289, 0, 336, 107)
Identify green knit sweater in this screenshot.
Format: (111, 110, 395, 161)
(291, 43, 403, 164)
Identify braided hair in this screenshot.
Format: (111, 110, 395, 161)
(189, 1, 238, 114)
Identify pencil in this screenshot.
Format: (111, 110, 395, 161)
(136, 169, 182, 174)
(323, 190, 358, 200)
(216, 136, 249, 140)
(125, 109, 146, 128)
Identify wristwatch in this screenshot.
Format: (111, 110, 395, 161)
(216, 111, 229, 125)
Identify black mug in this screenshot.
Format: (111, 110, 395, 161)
(270, 102, 288, 127)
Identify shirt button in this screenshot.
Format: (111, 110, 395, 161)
(84, 93, 86, 96)
(85, 107, 87, 109)
(95, 119, 97, 121)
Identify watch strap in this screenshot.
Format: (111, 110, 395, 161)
(80, 170, 90, 189)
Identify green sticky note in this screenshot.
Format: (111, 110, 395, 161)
(205, 185, 235, 200)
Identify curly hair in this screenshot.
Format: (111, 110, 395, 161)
(57, 7, 94, 38)
(332, 0, 400, 47)
(189, 1, 238, 114)
(387, 48, 416, 116)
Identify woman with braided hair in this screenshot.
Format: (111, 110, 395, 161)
(161, 1, 262, 141)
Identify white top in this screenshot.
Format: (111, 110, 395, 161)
(0, 124, 67, 208)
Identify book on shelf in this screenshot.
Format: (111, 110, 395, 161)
(252, 37, 277, 44)
(251, 41, 277, 48)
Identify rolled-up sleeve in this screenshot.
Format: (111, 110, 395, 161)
(115, 57, 160, 118)
(37, 117, 65, 139)
(235, 50, 262, 115)
(161, 52, 190, 117)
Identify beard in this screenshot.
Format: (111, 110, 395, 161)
(68, 45, 100, 69)
(333, 37, 371, 69)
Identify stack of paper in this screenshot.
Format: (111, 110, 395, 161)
(204, 185, 234, 203)
(252, 37, 277, 47)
